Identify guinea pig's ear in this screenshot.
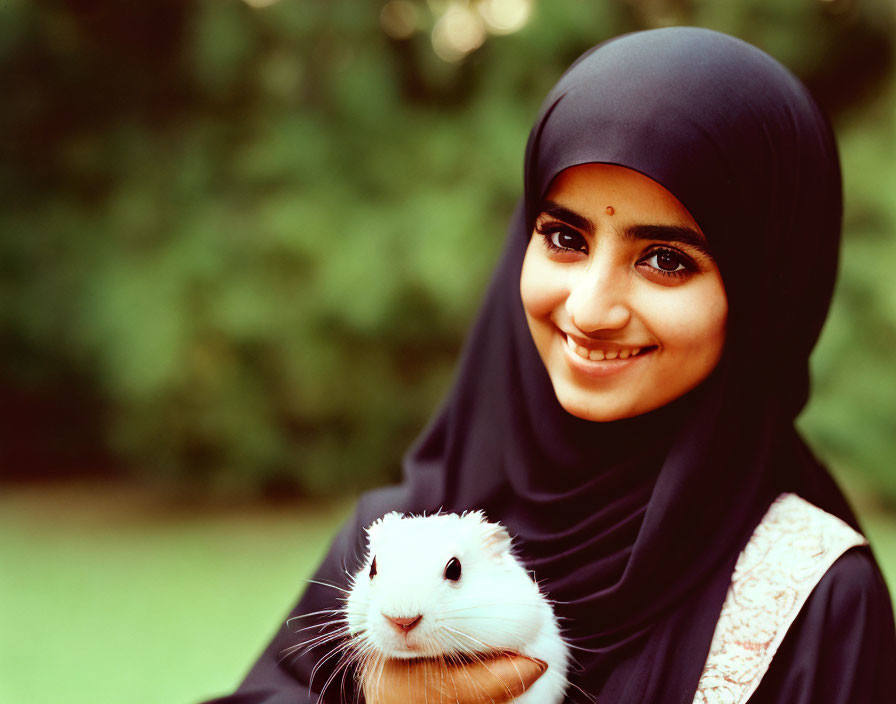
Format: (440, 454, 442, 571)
(463, 510, 512, 558)
(480, 521, 512, 559)
(365, 512, 403, 545)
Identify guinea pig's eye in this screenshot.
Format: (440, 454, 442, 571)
(444, 557, 462, 582)
(369, 557, 377, 579)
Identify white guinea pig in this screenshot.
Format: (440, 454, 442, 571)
(344, 510, 569, 704)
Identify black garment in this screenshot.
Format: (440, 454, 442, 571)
(203, 27, 896, 704)
(750, 550, 894, 703)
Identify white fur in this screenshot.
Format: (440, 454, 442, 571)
(344, 511, 569, 704)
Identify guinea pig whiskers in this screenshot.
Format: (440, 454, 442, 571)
(295, 612, 384, 704)
(309, 638, 357, 697)
(282, 617, 356, 661)
(570, 683, 599, 704)
(459, 646, 518, 703)
(542, 596, 574, 606)
(286, 607, 345, 626)
(440, 623, 497, 653)
(278, 626, 350, 664)
(563, 642, 606, 654)
(287, 618, 349, 636)
(433, 631, 469, 664)
(503, 652, 529, 701)
(429, 636, 498, 702)
(320, 643, 382, 700)
(289, 615, 351, 638)
(441, 613, 539, 623)
(292, 626, 351, 655)
(367, 656, 390, 702)
(437, 601, 544, 615)
(315, 656, 352, 704)
(444, 622, 536, 655)
(306, 577, 351, 595)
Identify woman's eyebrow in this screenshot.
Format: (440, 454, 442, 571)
(538, 201, 713, 259)
(625, 224, 714, 259)
(539, 202, 596, 233)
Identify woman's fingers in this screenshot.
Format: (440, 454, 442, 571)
(362, 652, 548, 704)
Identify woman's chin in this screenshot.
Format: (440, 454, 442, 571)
(553, 385, 645, 423)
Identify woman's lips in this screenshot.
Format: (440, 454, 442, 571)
(564, 334, 651, 361)
(561, 333, 656, 377)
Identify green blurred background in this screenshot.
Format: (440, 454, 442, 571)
(1, 1, 895, 702)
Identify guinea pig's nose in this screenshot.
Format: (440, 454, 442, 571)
(384, 614, 422, 632)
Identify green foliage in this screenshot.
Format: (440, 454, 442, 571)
(2, 0, 895, 499)
(800, 88, 896, 496)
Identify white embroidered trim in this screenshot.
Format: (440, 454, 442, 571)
(693, 493, 867, 704)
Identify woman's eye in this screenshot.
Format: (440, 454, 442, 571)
(641, 248, 691, 275)
(537, 224, 587, 254)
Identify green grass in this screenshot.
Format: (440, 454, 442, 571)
(2, 481, 894, 704)
(0, 482, 354, 704)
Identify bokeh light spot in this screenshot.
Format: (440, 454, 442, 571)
(478, 0, 532, 35)
(381, 0, 420, 40)
(431, 4, 487, 63)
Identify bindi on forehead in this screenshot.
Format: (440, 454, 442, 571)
(605, 206, 615, 216)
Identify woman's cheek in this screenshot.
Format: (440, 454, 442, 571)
(520, 247, 564, 320)
(648, 282, 727, 359)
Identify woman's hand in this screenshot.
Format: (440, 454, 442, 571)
(362, 652, 547, 704)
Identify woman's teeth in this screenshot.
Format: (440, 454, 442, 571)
(565, 335, 644, 361)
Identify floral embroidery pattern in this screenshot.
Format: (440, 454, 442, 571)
(694, 493, 867, 704)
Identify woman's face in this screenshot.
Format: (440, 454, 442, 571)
(520, 163, 727, 422)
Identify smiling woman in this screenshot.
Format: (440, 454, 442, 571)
(521, 164, 727, 421)
(204, 26, 896, 704)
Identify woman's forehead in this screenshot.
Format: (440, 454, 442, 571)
(541, 164, 703, 235)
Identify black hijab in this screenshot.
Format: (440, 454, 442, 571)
(240, 27, 859, 703)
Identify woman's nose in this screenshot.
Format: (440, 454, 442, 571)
(565, 265, 632, 333)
